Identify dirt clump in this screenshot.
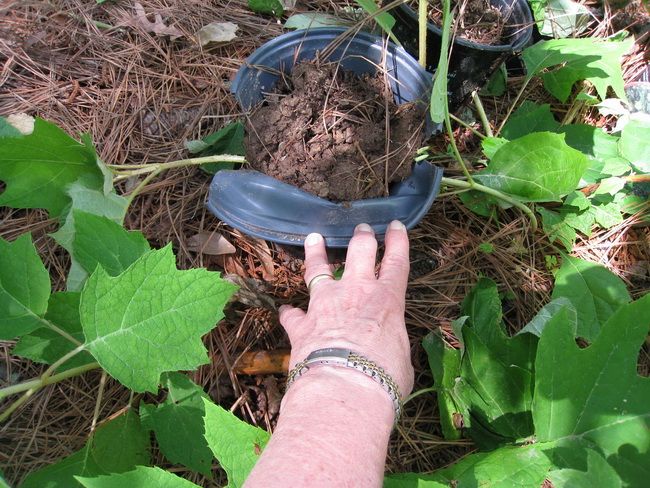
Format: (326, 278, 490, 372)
(245, 61, 426, 202)
(426, 0, 506, 45)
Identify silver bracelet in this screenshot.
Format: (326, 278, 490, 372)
(286, 348, 402, 423)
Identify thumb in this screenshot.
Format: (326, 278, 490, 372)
(279, 304, 306, 345)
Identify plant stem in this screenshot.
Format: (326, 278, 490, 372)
(90, 372, 108, 433)
(495, 77, 532, 136)
(37, 316, 83, 346)
(403, 386, 437, 405)
(418, 0, 428, 67)
(441, 176, 538, 231)
(449, 113, 486, 139)
(472, 91, 493, 137)
(444, 113, 474, 183)
(110, 154, 246, 181)
(0, 362, 100, 402)
(124, 168, 162, 208)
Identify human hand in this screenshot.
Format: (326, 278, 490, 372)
(279, 221, 414, 397)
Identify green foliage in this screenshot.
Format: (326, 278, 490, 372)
(0, 118, 107, 219)
(248, 0, 283, 17)
(203, 399, 270, 487)
(429, 0, 451, 124)
(522, 37, 633, 102)
(501, 102, 560, 140)
(0, 234, 50, 339)
(619, 118, 650, 173)
(185, 122, 246, 174)
(13, 292, 94, 370)
(551, 254, 630, 341)
(20, 411, 150, 488)
(354, 0, 396, 43)
(140, 373, 214, 477)
(474, 132, 588, 202)
(77, 467, 199, 488)
(537, 0, 590, 38)
(80, 246, 237, 392)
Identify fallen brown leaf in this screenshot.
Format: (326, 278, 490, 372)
(196, 21, 238, 47)
(187, 231, 236, 255)
(124, 3, 183, 40)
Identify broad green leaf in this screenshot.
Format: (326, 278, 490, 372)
(72, 211, 150, 276)
(593, 176, 626, 196)
(186, 122, 246, 174)
(564, 191, 590, 211)
(384, 444, 552, 487)
(480, 64, 507, 97)
(481, 137, 508, 160)
(80, 246, 237, 392)
(248, 0, 283, 16)
(546, 444, 623, 487)
(558, 124, 621, 184)
(538, 207, 577, 251)
(476, 132, 588, 202)
(522, 37, 633, 102)
(0, 118, 105, 218)
(562, 207, 595, 236)
(20, 411, 150, 488)
(517, 297, 577, 337)
(586, 200, 624, 228)
(77, 467, 199, 488)
(13, 292, 94, 370)
(422, 330, 461, 440)
(429, 0, 451, 124)
(0, 116, 23, 137)
(501, 102, 560, 140)
(0, 234, 50, 339)
(140, 373, 213, 476)
(203, 400, 270, 488)
(458, 190, 499, 217)
(619, 118, 650, 173)
(551, 255, 630, 341)
(533, 295, 650, 486)
(355, 0, 396, 41)
(539, 0, 590, 38)
(284, 12, 353, 30)
(425, 279, 536, 448)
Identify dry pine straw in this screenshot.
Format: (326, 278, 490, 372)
(0, 0, 649, 485)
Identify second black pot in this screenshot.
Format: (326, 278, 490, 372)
(391, 0, 533, 110)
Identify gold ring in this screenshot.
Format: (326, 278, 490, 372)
(307, 273, 334, 293)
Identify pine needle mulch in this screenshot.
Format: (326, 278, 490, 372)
(1, 0, 648, 486)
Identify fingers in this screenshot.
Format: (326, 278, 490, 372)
(279, 304, 306, 344)
(303, 233, 333, 289)
(379, 220, 409, 294)
(343, 223, 378, 280)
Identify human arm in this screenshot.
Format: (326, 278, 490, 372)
(244, 221, 414, 488)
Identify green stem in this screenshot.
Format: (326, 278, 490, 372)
(441, 176, 538, 231)
(0, 361, 100, 402)
(495, 77, 532, 136)
(37, 316, 82, 347)
(449, 113, 486, 139)
(110, 155, 246, 181)
(472, 91, 493, 137)
(445, 112, 474, 183)
(418, 0, 428, 67)
(403, 386, 437, 405)
(124, 168, 162, 208)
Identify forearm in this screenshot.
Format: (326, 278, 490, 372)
(245, 367, 394, 488)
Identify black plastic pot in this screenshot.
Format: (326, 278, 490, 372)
(207, 28, 443, 248)
(390, 0, 534, 110)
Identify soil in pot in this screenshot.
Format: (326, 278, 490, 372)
(244, 61, 426, 202)
(421, 0, 506, 45)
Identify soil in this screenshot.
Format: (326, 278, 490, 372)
(245, 61, 426, 202)
(425, 0, 506, 45)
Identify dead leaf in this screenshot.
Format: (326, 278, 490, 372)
(251, 237, 275, 281)
(224, 274, 276, 310)
(196, 21, 238, 47)
(126, 3, 183, 39)
(187, 231, 236, 255)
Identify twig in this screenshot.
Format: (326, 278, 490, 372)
(90, 372, 108, 433)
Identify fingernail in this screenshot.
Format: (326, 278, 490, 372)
(305, 233, 322, 246)
(354, 223, 373, 235)
(389, 220, 405, 231)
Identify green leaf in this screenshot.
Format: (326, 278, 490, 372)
(586, 200, 624, 229)
(538, 207, 577, 251)
(354, 0, 396, 40)
(480, 64, 507, 97)
(481, 137, 508, 160)
(72, 211, 150, 277)
(551, 255, 631, 341)
(429, 0, 451, 124)
(517, 297, 577, 337)
(593, 176, 626, 196)
(476, 132, 589, 202)
(533, 295, 650, 486)
(284, 12, 352, 30)
(0, 118, 105, 218)
(539, 0, 590, 38)
(248, 0, 283, 16)
(522, 37, 634, 102)
(77, 467, 199, 488)
(139, 373, 213, 477)
(0, 116, 23, 137)
(203, 399, 270, 488)
(13, 292, 94, 370)
(0, 234, 50, 339)
(79, 246, 237, 392)
(546, 445, 623, 488)
(458, 190, 499, 217)
(501, 102, 560, 140)
(619, 118, 650, 173)
(20, 411, 150, 488)
(186, 122, 246, 174)
(425, 279, 537, 448)
(564, 191, 590, 211)
(562, 207, 595, 236)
